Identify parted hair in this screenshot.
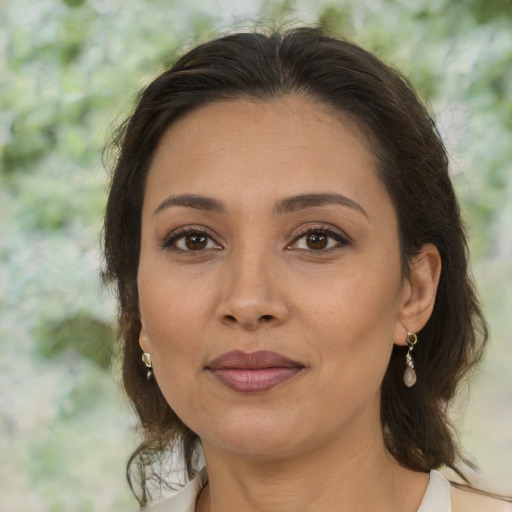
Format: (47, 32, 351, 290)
(103, 27, 487, 505)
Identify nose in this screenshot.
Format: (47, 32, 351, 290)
(215, 250, 290, 331)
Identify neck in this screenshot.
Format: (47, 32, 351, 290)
(196, 411, 429, 512)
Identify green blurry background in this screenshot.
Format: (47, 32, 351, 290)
(1, 0, 510, 509)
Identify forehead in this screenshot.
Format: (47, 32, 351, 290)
(144, 96, 389, 218)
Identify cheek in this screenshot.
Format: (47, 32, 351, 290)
(296, 263, 401, 387)
(137, 264, 217, 374)
(139, 248, 219, 326)
(138, 276, 212, 424)
(298, 262, 401, 336)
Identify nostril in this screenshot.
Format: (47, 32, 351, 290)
(261, 315, 274, 322)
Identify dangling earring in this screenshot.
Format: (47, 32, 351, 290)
(142, 352, 153, 380)
(403, 332, 418, 387)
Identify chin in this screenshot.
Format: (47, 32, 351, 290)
(208, 433, 302, 461)
(195, 411, 308, 460)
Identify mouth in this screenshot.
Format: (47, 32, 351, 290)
(206, 350, 305, 393)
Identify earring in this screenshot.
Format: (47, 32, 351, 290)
(141, 352, 153, 380)
(403, 332, 418, 387)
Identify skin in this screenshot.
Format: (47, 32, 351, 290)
(451, 486, 512, 512)
(138, 96, 443, 512)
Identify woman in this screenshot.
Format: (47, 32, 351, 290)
(103, 27, 510, 511)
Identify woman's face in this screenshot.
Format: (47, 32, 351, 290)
(138, 96, 412, 460)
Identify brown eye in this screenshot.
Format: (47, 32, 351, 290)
(161, 228, 221, 252)
(306, 233, 328, 250)
(185, 234, 208, 250)
(288, 226, 349, 252)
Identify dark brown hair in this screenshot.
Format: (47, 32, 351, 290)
(103, 27, 487, 505)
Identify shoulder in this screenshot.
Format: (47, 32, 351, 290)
(451, 484, 512, 512)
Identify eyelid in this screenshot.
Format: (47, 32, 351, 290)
(159, 223, 350, 252)
(287, 223, 351, 250)
(159, 225, 222, 250)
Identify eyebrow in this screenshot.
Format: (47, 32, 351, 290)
(153, 194, 225, 216)
(274, 193, 368, 219)
(153, 192, 368, 219)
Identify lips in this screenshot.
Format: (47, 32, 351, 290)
(206, 350, 305, 393)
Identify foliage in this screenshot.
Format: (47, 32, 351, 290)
(1, 0, 511, 509)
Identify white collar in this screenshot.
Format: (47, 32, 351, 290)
(144, 468, 451, 512)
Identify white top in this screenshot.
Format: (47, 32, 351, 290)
(144, 468, 451, 512)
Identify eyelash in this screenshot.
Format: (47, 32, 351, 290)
(288, 225, 350, 252)
(159, 226, 221, 252)
(160, 224, 350, 253)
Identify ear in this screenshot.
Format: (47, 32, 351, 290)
(394, 243, 441, 346)
(139, 315, 151, 353)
